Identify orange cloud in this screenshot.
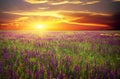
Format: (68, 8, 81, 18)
(15, 17, 29, 21)
(83, 1, 100, 5)
(24, 0, 82, 5)
(50, 1, 82, 5)
(64, 21, 108, 27)
(4, 11, 63, 18)
(1, 10, 112, 30)
(38, 7, 49, 10)
(24, 0, 48, 4)
(113, 0, 120, 2)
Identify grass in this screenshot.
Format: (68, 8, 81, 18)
(0, 31, 120, 79)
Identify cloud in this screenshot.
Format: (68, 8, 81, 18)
(0, 12, 21, 23)
(3, 11, 63, 18)
(15, 17, 29, 21)
(38, 7, 49, 10)
(71, 15, 112, 26)
(59, 10, 111, 17)
(58, 10, 112, 27)
(113, 0, 120, 2)
(110, 12, 120, 30)
(0, 10, 112, 30)
(50, 1, 82, 5)
(24, 0, 48, 4)
(83, 1, 100, 5)
(51, 21, 111, 30)
(59, 10, 111, 23)
(3, 10, 112, 27)
(1, 11, 65, 28)
(24, 0, 82, 5)
(64, 21, 108, 27)
(50, 1, 69, 5)
(24, 0, 99, 5)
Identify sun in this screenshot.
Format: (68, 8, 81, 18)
(36, 24, 44, 29)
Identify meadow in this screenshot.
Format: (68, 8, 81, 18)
(0, 31, 120, 79)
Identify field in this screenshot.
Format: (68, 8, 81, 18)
(0, 31, 120, 79)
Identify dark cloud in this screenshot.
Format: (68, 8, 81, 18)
(0, 0, 120, 13)
(110, 12, 120, 30)
(0, 12, 21, 23)
(51, 22, 111, 30)
(72, 14, 112, 25)
(0, 0, 49, 11)
(59, 11, 112, 25)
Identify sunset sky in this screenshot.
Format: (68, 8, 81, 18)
(0, 0, 120, 30)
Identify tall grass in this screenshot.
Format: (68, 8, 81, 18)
(0, 31, 120, 79)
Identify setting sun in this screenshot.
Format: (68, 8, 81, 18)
(36, 24, 44, 29)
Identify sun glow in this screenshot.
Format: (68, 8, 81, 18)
(36, 24, 44, 29)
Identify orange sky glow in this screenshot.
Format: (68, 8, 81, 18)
(0, 0, 120, 30)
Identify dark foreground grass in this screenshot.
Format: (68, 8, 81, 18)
(0, 31, 120, 79)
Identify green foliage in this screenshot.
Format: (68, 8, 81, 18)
(0, 31, 120, 79)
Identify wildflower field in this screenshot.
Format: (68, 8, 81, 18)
(0, 31, 120, 79)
